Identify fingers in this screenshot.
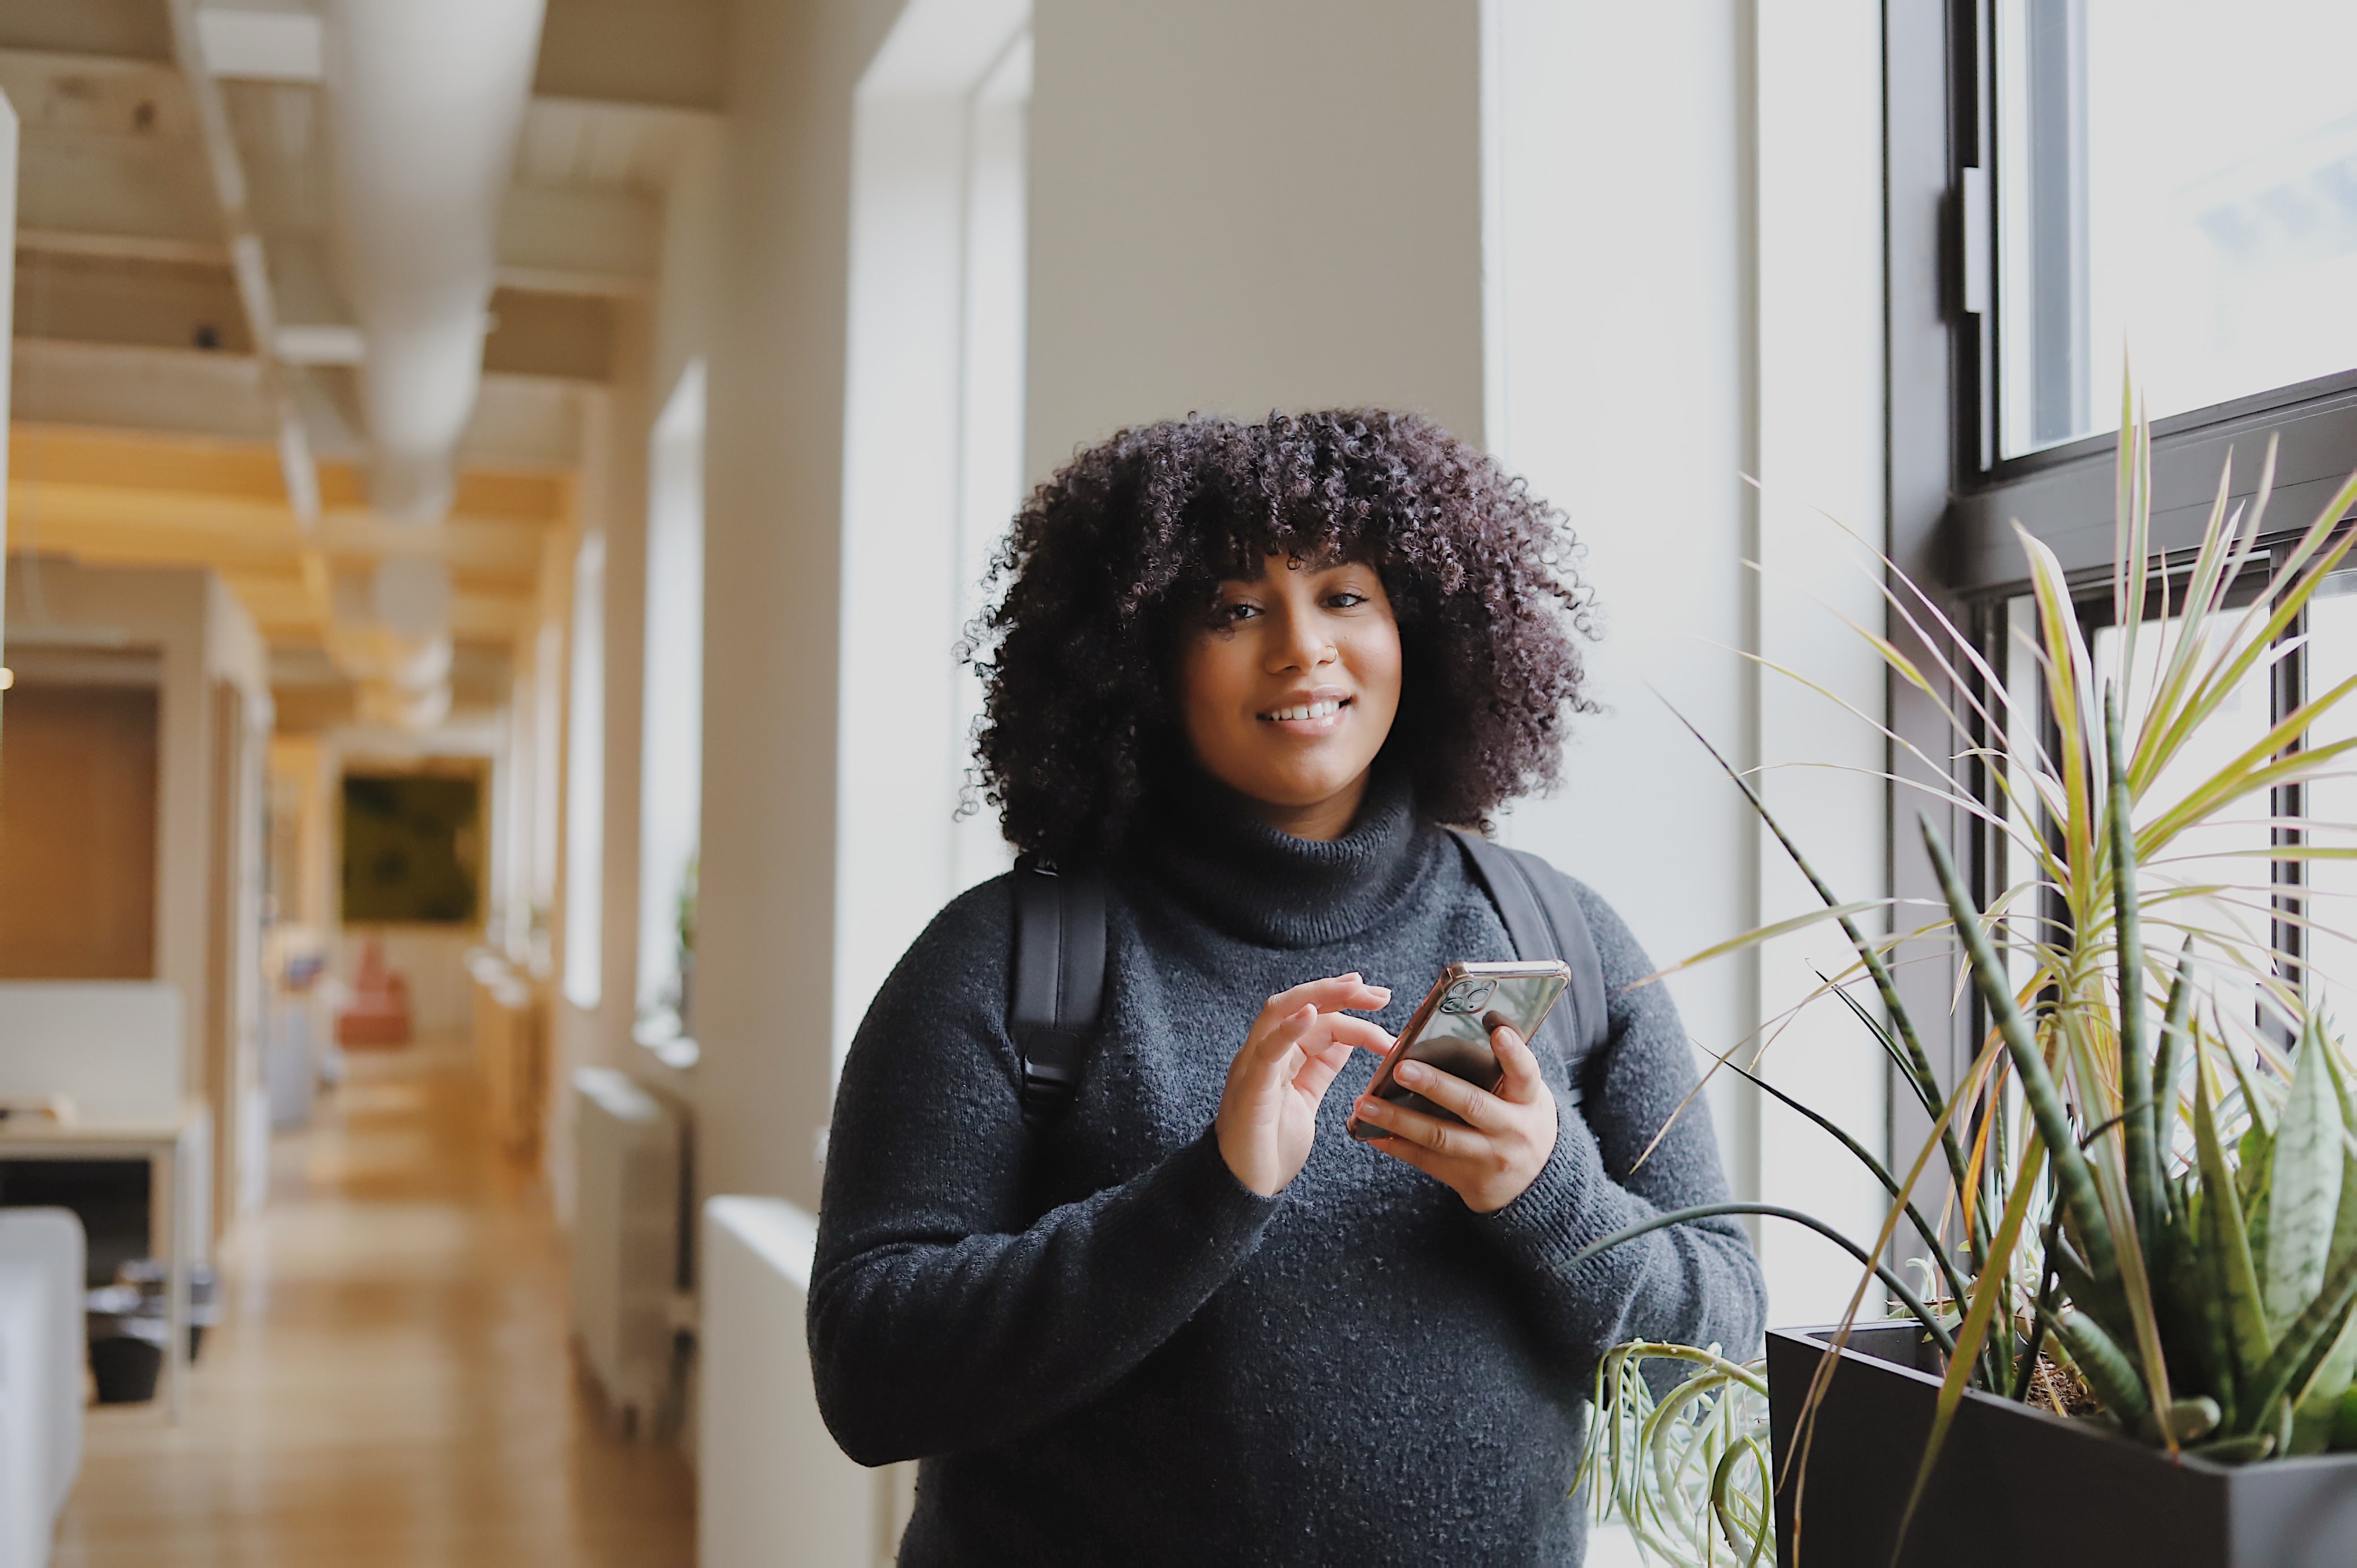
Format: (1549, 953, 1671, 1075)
(1366, 1130, 1441, 1178)
(1249, 1003, 1319, 1068)
(1262, 974, 1392, 1022)
(1244, 976, 1390, 1079)
(1489, 1025, 1550, 1105)
(1388, 1059, 1505, 1130)
(1347, 1090, 1465, 1156)
(1290, 1037, 1357, 1102)
(1324, 1015, 1396, 1056)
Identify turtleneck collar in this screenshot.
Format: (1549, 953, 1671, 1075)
(1129, 762, 1444, 949)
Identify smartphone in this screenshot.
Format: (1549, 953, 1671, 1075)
(1346, 960, 1571, 1141)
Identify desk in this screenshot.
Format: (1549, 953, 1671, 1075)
(0, 1102, 210, 1422)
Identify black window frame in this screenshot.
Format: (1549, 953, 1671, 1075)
(1885, 0, 2357, 1127)
(1903, 0, 2357, 598)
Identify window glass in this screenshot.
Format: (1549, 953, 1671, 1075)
(562, 532, 605, 1011)
(636, 362, 705, 1058)
(2300, 576, 2357, 1034)
(2093, 613, 2276, 1028)
(1996, 0, 2357, 457)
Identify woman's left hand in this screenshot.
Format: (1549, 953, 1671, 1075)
(1349, 1025, 1558, 1213)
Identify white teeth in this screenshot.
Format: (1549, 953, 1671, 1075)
(1266, 700, 1343, 722)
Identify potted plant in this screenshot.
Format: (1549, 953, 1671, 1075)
(1573, 385, 2357, 1566)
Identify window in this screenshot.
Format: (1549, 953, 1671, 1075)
(2303, 577, 2357, 1028)
(1994, 0, 2357, 457)
(2088, 599, 2279, 1030)
(1884, 0, 2357, 1094)
(562, 532, 605, 1011)
(636, 361, 706, 1062)
(1922, 0, 2357, 597)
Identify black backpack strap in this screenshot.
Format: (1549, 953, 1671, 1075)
(1446, 829, 1610, 1107)
(1010, 857, 1108, 1127)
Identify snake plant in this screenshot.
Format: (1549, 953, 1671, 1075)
(1573, 378, 2357, 1560)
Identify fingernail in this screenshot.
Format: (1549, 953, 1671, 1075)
(1397, 1062, 1425, 1085)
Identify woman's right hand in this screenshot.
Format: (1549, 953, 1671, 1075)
(1215, 975, 1393, 1196)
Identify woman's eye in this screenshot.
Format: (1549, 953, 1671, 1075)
(1219, 601, 1261, 623)
(1326, 591, 1367, 609)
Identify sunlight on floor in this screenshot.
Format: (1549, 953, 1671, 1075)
(54, 1042, 694, 1567)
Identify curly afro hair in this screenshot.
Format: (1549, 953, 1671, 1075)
(964, 408, 1596, 863)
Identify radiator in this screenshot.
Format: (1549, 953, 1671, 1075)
(571, 1068, 687, 1434)
(700, 1196, 914, 1567)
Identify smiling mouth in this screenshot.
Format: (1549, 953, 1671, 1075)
(1257, 697, 1352, 723)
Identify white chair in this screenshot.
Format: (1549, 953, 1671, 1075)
(0, 1208, 86, 1568)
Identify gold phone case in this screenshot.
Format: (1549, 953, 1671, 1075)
(1346, 960, 1571, 1141)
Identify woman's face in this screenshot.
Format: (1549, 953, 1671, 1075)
(1177, 554, 1402, 840)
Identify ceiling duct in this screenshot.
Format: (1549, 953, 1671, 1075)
(322, 0, 546, 525)
(325, 557, 456, 731)
(310, 0, 544, 728)
(322, 0, 542, 526)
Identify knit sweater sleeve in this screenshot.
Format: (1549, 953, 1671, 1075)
(806, 877, 1281, 1467)
(1469, 881, 1768, 1367)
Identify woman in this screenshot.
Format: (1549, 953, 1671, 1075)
(810, 410, 1765, 1563)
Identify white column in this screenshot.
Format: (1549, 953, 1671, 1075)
(1484, 0, 1894, 1327)
(1025, 0, 1486, 473)
(1750, 0, 1891, 1327)
(1480, 0, 1762, 1215)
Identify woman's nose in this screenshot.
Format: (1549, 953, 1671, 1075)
(1267, 611, 1335, 672)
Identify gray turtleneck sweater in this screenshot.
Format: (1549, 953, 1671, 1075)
(809, 776, 1766, 1564)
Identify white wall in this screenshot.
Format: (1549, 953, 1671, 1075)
(1485, 0, 1891, 1326)
(1024, 0, 1487, 472)
(1480, 0, 1760, 1209)
(1750, 1, 1891, 1325)
(700, 0, 1898, 1329)
(0, 88, 14, 594)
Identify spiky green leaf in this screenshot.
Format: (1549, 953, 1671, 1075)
(2322, 1037, 2357, 1285)
(2052, 1309, 2152, 1434)
(2291, 1311, 2357, 1455)
(2196, 1045, 2274, 1395)
(2241, 1249, 2357, 1439)
(2266, 1017, 2346, 1336)
(1920, 816, 2118, 1284)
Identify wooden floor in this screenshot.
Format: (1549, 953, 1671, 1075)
(55, 1044, 697, 1567)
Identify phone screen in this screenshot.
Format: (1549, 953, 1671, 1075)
(1346, 963, 1569, 1141)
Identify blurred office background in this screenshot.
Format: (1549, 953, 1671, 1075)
(0, 0, 2347, 1562)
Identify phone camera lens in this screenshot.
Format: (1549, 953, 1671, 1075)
(1439, 978, 1498, 1015)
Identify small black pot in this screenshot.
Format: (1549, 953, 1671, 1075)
(88, 1333, 162, 1404)
(1767, 1325, 2357, 1567)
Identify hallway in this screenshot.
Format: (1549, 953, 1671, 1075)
(52, 1047, 696, 1568)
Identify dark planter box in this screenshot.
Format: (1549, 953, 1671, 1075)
(1767, 1325, 2357, 1567)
